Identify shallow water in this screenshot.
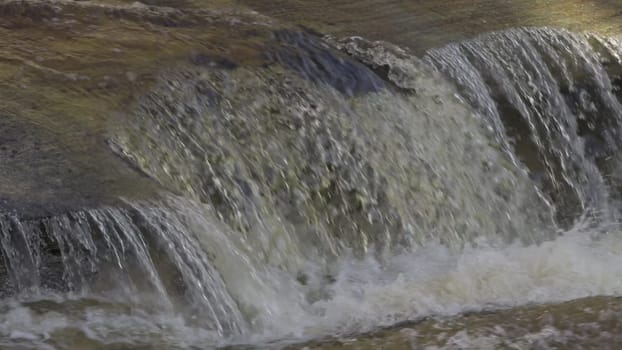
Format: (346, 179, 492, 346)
(240, 0, 622, 53)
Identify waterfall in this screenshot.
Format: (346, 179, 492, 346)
(2, 18, 622, 349)
(110, 30, 554, 264)
(0, 198, 247, 336)
(426, 28, 622, 227)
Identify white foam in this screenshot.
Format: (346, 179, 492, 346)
(2, 226, 622, 348)
(241, 225, 622, 340)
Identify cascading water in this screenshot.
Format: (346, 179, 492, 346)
(2, 6, 622, 348)
(425, 28, 622, 227)
(111, 31, 553, 255)
(0, 198, 247, 338)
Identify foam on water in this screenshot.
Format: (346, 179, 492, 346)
(238, 223, 622, 340)
(2, 216, 622, 348)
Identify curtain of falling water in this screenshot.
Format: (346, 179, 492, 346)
(425, 28, 622, 227)
(111, 33, 555, 267)
(0, 199, 247, 336)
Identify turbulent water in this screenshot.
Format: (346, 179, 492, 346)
(2, 3, 622, 349)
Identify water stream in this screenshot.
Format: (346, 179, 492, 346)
(1, 3, 622, 349)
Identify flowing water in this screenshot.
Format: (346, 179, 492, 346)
(2, 1, 622, 349)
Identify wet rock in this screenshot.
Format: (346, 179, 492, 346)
(264, 29, 385, 96)
(0, 0, 273, 219)
(191, 53, 239, 70)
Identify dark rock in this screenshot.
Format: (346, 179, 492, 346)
(264, 29, 385, 96)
